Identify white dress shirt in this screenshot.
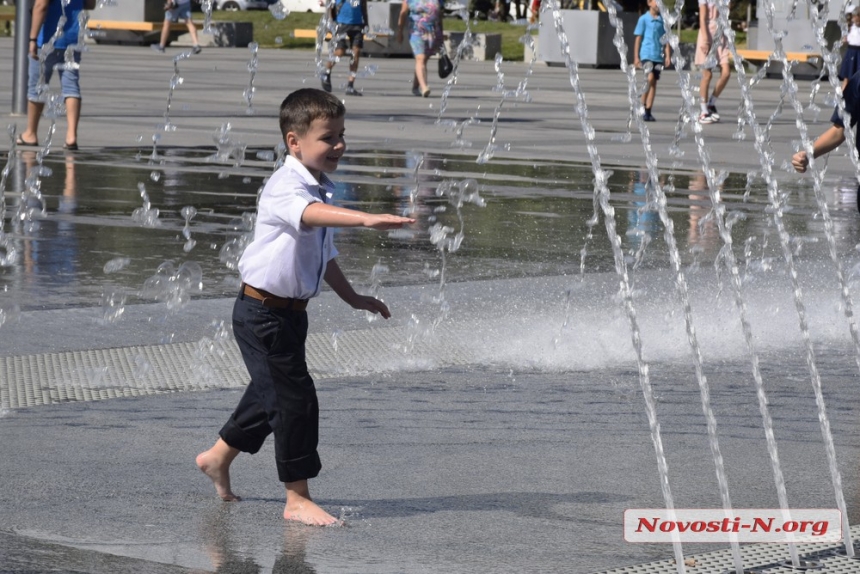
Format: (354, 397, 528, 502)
(238, 155, 339, 299)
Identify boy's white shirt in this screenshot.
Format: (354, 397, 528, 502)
(238, 155, 339, 299)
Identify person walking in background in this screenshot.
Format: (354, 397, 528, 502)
(840, 6, 860, 92)
(321, 0, 368, 96)
(151, 0, 202, 54)
(396, 0, 444, 97)
(195, 89, 415, 525)
(695, 0, 731, 124)
(18, 0, 95, 151)
(634, 0, 671, 122)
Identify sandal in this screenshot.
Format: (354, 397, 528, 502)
(16, 135, 38, 147)
(63, 142, 79, 151)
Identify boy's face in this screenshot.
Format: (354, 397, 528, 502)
(648, 0, 659, 15)
(286, 115, 346, 180)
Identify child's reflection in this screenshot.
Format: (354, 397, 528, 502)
(201, 506, 318, 574)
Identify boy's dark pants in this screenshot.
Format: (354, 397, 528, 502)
(219, 293, 322, 483)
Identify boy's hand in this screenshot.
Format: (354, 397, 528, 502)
(634, 58, 641, 69)
(363, 214, 415, 230)
(791, 150, 809, 173)
(351, 295, 392, 319)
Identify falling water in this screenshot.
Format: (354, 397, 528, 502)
(607, 3, 743, 572)
(546, 1, 686, 572)
(243, 42, 259, 116)
(750, 0, 856, 558)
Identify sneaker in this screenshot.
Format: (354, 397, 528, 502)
(412, 86, 422, 96)
(192, 45, 202, 55)
(151, 44, 165, 53)
(345, 85, 362, 96)
(321, 73, 332, 93)
(699, 111, 717, 124)
(421, 88, 431, 98)
(643, 111, 656, 122)
(707, 105, 720, 121)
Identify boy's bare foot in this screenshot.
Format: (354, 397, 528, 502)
(196, 440, 241, 501)
(284, 497, 341, 526)
(284, 480, 342, 526)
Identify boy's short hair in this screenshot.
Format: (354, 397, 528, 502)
(279, 89, 345, 139)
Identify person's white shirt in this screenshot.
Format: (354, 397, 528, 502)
(238, 155, 338, 299)
(848, 24, 860, 47)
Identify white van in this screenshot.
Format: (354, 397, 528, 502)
(280, 0, 326, 13)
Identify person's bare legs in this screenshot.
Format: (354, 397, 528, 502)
(196, 438, 241, 501)
(20, 100, 44, 144)
(349, 45, 360, 83)
(159, 19, 171, 48)
(643, 74, 657, 109)
(415, 54, 429, 93)
(186, 19, 199, 46)
(712, 60, 730, 98)
(284, 479, 340, 526)
(64, 96, 80, 147)
(699, 67, 713, 107)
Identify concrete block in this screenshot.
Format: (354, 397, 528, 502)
(90, 0, 164, 22)
(446, 32, 501, 61)
(174, 22, 254, 47)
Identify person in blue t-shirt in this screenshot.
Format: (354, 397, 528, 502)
(18, 0, 95, 150)
(633, 0, 671, 122)
(321, 0, 369, 96)
(792, 70, 860, 211)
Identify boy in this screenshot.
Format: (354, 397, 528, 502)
(634, 0, 671, 122)
(695, 0, 731, 124)
(196, 89, 414, 526)
(322, 0, 369, 96)
(151, 0, 202, 54)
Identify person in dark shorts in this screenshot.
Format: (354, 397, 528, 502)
(792, 69, 860, 212)
(633, 0, 671, 122)
(322, 0, 369, 96)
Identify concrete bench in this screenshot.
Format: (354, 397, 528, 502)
(446, 32, 501, 61)
(293, 28, 330, 39)
(736, 48, 822, 79)
(1, 11, 15, 34)
(86, 19, 252, 47)
(735, 48, 821, 64)
(87, 19, 194, 32)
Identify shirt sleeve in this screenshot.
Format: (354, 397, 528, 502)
(832, 74, 860, 128)
(262, 179, 322, 234)
(634, 15, 645, 36)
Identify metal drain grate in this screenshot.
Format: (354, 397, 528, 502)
(0, 325, 474, 409)
(596, 525, 860, 573)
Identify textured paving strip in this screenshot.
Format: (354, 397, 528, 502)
(597, 524, 860, 573)
(0, 325, 473, 409)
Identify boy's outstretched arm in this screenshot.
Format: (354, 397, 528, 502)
(303, 203, 415, 229)
(792, 124, 846, 173)
(324, 259, 392, 318)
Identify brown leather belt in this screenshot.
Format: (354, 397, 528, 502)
(241, 283, 308, 311)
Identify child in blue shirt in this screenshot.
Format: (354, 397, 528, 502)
(634, 0, 671, 122)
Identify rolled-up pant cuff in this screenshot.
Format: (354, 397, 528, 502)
(219, 418, 266, 454)
(277, 453, 322, 483)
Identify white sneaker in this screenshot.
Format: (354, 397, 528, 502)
(699, 112, 717, 124)
(707, 105, 720, 121)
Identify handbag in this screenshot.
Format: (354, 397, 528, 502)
(438, 51, 454, 79)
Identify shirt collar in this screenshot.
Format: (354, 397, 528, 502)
(285, 155, 335, 203)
